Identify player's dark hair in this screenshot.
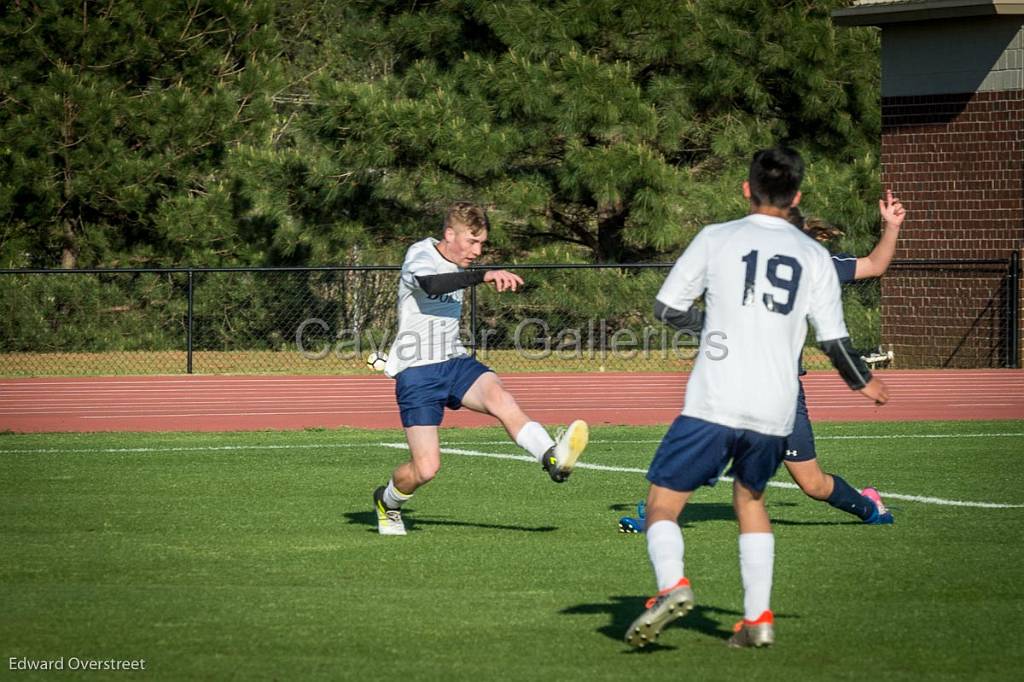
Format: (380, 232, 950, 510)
(748, 147, 804, 209)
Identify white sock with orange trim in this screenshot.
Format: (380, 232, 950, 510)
(647, 520, 685, 591)
(514, 421, 555, 462)
(739, 532, 774, 620)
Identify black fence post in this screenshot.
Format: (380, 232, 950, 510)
(187, 269, 194, 374)
(1009, 251, 1020, 369)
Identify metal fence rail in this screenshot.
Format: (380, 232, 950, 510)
(0, 258, 1018, 376)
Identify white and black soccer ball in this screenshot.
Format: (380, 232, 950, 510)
(366, 351, 387, 372)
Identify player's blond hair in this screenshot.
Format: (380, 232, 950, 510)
(444, 202, 489, 235)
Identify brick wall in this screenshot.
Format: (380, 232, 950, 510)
(880, 90, 1024, 367)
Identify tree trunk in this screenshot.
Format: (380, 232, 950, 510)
(596, 207, 627, 263)
(61, 219, 78, 269)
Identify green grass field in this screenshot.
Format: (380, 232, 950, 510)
(2, 421, 1022, 680)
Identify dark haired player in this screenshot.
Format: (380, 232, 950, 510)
(624, 148, 889, 649)
(619, 190, 905, 533)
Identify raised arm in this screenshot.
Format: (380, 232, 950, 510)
(854, 189, 905, 280)
(809, 250, 889, 405)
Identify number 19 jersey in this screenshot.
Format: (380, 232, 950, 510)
(656, 213, 849, 437)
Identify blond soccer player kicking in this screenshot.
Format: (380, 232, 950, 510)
(372, 202, 588, 536)
(624, 148, 888, 649)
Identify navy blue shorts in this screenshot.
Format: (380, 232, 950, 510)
(783, 381, 816, 462)
(646, 416, 786, 493)
(395, 356, 493, 427)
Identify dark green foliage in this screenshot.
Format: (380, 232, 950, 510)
(1, 1, 882, 268)
(0, 0, 281, 268)
(299, 0, 881, 263)
(1, 272, 185, 351)
(1, 2, 888, 361)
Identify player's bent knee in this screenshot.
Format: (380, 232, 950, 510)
(411, 456, 441, 484)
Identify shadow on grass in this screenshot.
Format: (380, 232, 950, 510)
(770, 518, 861, 526)
(561, 595, 743, 651)
(343, 510, 557, 533)
(607, 502, 737, 528)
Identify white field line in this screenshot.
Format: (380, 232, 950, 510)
(0, 443, 370, 455)
(2, 437, 1021, 508)
(398, 433, 1024, 445)
(378, 443, 1024, 509)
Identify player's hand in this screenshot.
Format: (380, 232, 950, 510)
(859, 376, 889, 406)
(879, 189, 905, 231)
(483, 269, 524, 292)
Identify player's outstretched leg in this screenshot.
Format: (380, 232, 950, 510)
(541, 419, 589, 483)
(786, 385, 892, 525)
(786, 460, 894, 525)
(459, 371, 589, 482)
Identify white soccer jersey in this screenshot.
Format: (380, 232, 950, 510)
(656, 213, 849, 436)
(384, 238, 469, 377)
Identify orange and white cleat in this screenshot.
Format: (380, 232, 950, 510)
(624, 578, 695, 648)
(728, 610, 774, 648)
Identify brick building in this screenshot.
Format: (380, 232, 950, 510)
(834, 0, 1023, 368)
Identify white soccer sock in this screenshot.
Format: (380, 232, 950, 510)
(739, 532, 775, 621)
(382, 479, 413, 509)
(514, 421, 556, 462)
(647, 520, 685, 592)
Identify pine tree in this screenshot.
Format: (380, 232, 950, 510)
(297, 0, 881, 263)
(0, 0, 281, 268)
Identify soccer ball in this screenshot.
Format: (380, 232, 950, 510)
(366, 351, 387, 372)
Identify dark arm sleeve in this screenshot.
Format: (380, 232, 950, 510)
(415, 271, 487, 296)
(819, 337, 872, 390)
(653, 299, 704, 334)
(831, 254, 857, 285)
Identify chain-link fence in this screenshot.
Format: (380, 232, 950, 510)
(0, 258, 1018, 377)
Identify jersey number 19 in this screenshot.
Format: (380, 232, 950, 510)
(741, 250, 803, 315)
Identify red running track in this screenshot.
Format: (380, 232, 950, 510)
(1, 369, 1022, 433)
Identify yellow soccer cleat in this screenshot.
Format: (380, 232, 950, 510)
(373, 486, 407, 536)
(542, 420, 589, 483)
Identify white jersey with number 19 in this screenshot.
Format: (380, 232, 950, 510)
(656, 213, 849, 437)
